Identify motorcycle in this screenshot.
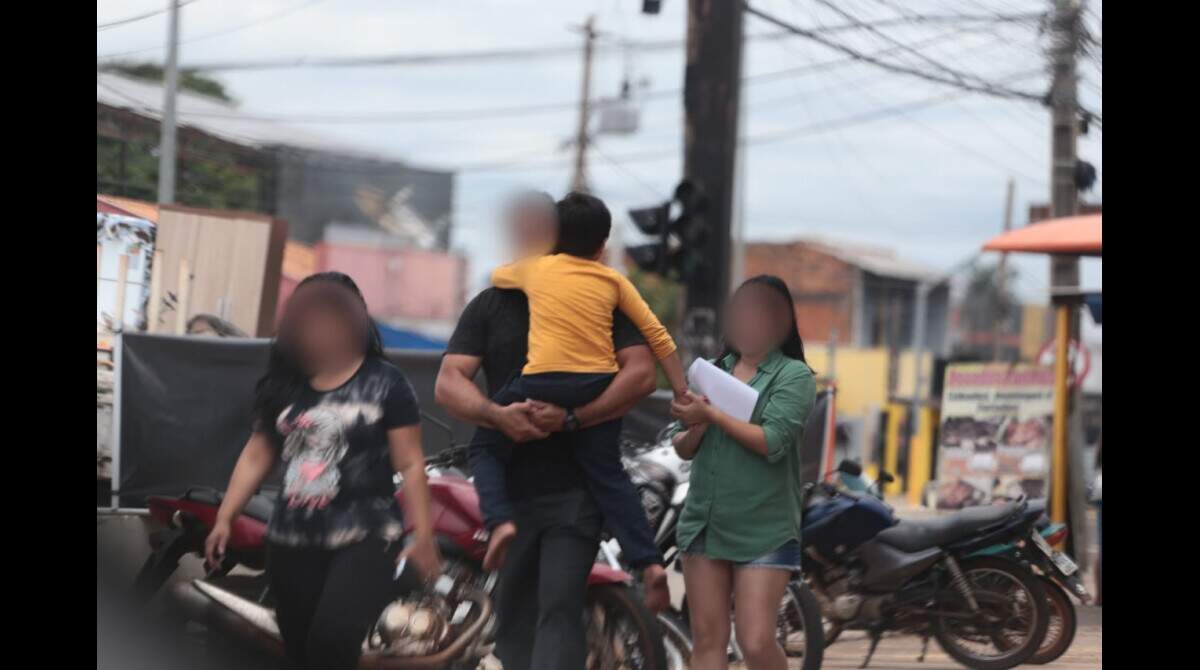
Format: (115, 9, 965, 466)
(829, 459, 1089, 665)
(613, 436, 825, 670)
(134, 431, 668, 669)
(799, 477, 1051, 669)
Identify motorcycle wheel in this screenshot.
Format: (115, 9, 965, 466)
(932, 556, 1050, 670)
(1028, 578, 1077, 665)
(775, 582, 825, 670)
(584, 584, 668, 670)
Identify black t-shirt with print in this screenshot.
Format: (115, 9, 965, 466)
(262, 356, 420, 548)
(444, 287, 646, 501)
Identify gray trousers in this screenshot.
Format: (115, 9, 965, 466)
(493, 489, 603, 670)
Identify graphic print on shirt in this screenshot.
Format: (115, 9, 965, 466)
(280, 406, 349, 510)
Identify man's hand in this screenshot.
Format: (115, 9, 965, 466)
(488, 401, 550, 443)
(528, 401, 567, 433)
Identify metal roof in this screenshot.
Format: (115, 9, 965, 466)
(97, 194, 159, 223)
(96, 72, 398, 161)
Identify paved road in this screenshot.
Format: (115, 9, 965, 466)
(774, 606, 1101, 669)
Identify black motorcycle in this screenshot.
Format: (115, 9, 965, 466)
(817, 459, 1089, 665)
(800, 481, 1050, 669)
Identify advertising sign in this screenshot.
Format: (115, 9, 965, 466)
(933, 363, 1055, 509)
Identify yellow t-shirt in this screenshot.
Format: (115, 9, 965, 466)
(491, 254, 677, 375)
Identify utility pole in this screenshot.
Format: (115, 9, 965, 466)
(992, 178, 1015, 360)
(569, 15, 597, 194)
(1047, 0, 1086, 555)
(730, 68, 748, 289)
(157, 0, 181, 205)
(681, 0, 744, 360)
(1049, 0, 1081, 296)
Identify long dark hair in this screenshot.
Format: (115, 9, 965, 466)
(718, 274, 809, 365)
(254, 272, 384, 432)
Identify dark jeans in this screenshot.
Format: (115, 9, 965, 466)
(469, 371, 662, 568)
(494, 489, 603, 670)
(267, 537, 402, 670)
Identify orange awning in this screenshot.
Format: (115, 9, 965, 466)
(983, 214, 1101, 255)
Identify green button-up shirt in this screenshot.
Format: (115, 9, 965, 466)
(672, 349, 816, 563)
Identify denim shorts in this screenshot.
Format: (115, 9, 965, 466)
(683, 530, 802, 572)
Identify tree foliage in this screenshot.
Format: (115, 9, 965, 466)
(105, 62, 234, 102)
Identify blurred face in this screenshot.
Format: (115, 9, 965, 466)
(504, 203, 556, 260)
(284, 288, 363, 368)
(724, 284, 792, 357)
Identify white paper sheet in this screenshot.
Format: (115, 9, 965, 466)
(687, 357, 760, 422)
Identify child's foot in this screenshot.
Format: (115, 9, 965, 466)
(483, 522, 517, 572)
(641, 564, 670, 613)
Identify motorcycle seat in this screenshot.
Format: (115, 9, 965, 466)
(183, 487, 277, 524)
(875, 502, 1021, 552)
(243, 491, 278, 524)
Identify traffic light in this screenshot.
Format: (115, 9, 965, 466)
(626, 179, 709, 280)
(673, 179, 710, 280)
(628, 202, 670, 236)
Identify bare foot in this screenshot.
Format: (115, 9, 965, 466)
(483, 522, 517, 572)
(641, 564, 670, 613)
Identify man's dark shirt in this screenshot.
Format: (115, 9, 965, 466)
(445, 287, 646, 501)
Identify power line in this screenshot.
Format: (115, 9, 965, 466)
(114, 22, 988, 127)
(744, 2, 1048, 107)
(98, 0, 201, 32)
(825, 25, 1048, 169)
(807, 66, 1048, 187)
(791, 0, 1046, 181)
(97, 0, 331, 59)
(590, 145, 671, 200)
(810, 0, 1024, 93)
(457, 67, 1045, 174)
(98, 9, 1043, 70)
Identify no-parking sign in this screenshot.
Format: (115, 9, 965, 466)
(1036, 338, 1091, 389)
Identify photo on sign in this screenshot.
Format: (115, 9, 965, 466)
(932, 364, 1055, 509)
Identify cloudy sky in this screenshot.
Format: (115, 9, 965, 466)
(97, 0, 1102, 330)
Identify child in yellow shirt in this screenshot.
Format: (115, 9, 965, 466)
(469, 192, 688, 579)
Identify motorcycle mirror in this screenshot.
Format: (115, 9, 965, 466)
(879, 471, 896, 484)
(837, 460, 863, 476)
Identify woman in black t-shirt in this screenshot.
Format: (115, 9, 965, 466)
(204, 272, 441, 670)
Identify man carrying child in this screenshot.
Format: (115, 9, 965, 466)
(435, 191, 672, 670)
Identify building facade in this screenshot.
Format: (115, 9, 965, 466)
(743, 239, 950, 353)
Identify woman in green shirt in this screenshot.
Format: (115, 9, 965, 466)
(669, 275, 816, 670)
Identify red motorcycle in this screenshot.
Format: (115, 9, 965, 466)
(135, 440, 668, 669)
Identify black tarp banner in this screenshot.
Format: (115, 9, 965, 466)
(113, 333, 676, 508)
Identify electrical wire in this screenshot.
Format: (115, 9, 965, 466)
(456, 67, 1046, 174)
(97, 8, 1045, 69)
(812, 0, 1021, 92)
(591, 144, 672, 201)
(98, 0, 331, 59)
(116, 21, 987, 128)
(818, 4, 1049, 170)
(98, 0, 201, 32)
(744, 2, 1047, 106)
